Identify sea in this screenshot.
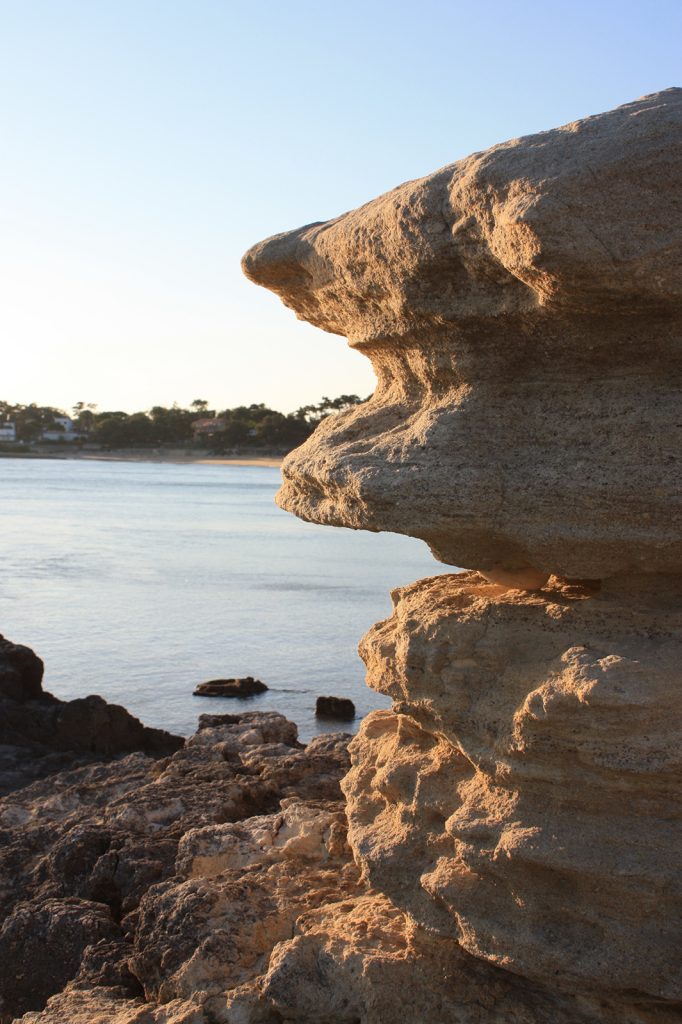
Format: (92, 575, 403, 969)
(0, 458, 450, 741)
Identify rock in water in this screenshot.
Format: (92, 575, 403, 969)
(0, 634, 183, 797)
(241, 90, 682, 1022)
(193, 676, 268, 697)
(316, 695, 356, 720)
(0, 634, 44, 701)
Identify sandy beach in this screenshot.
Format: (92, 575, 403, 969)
(0, 449, 283, 468)
(196, 457, 282, 467)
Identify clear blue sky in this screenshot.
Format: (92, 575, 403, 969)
(1, 0, 679, 414)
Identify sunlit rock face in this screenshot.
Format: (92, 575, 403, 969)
(243, 90, 682, 1021)
(345, 572, 682, 1003)
(243, 89, 682, 579)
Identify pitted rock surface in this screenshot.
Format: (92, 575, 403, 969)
(241, 90, 682, 1023)
(345, 572, 682, 1002)
(243, 89, 682, 580)
(0, 710, 351, 1022)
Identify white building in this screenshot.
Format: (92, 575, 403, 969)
(0, 420, 16, 442)
(41, 416, 81, 443)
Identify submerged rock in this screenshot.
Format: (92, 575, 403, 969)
(193, 676, 268, 697)
(0, 635, 44, 702)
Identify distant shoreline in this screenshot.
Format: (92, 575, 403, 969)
(0, 449, 284, 468)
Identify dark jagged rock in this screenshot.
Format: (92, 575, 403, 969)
(315, 695, 356, 720)
(193, 676, 268, 697)
(0, 897, 120, 1020)
(0, 635, 183, 798)
(0, 634, 44, 702)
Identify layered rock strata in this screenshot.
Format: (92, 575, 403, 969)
(243, 88, 682, 583)
(347, 572, 682, 1007)
(242, 90, 682, 1021)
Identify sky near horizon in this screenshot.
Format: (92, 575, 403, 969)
(1, 1, 680, 415)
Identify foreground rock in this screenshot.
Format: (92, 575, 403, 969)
(193, 676, 268, 697)
(4, 707, 629, 1024)
(0, 635, 183, 797)
(242, 91, 682, 1021)
(348, 572, 682, 1004)
(1, 710, 352, 1022)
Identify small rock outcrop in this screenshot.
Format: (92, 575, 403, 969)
(0, 635, 183, 797)
(315, 695, 356, 720)
(242, 90, 682, 1022)
(193, 676, 268, 697)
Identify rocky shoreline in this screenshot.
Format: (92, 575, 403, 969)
(0, 635, 183, 799)
(4, 89, 681, 1024)
(0, 632, 355, 1023)
(0, 635, 633, 1024)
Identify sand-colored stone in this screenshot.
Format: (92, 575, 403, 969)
(243, 88, 682, 579)
(241, 89, 682, 1022)
(345, 572, 682, 1006)
(10, 90, 682, 1024)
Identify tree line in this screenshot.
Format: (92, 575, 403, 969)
(0, 395, 368, 451)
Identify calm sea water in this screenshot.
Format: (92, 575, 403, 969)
(0, 458, 448, 741)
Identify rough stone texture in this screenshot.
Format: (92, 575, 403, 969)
(255, 893, 662, 1024)
(240, 90, 682, 1022)
(243, 88, 682, 581)
(0, 634, 183, 797)
(8, 698, 626, 1024)
(2, 711, 352, 1023)
(10, 91, 682, 1024)
(345, 571, 682, 1008)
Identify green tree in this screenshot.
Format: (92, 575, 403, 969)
(190, 399, 211, 415)
(72, 402, 98, 432)
(148, 405, 194, 443)
(93, 413, 153, 447)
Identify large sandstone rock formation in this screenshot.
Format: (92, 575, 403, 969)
(6, 90, 681, 1024)
(244, 88, 682, 583)
(241, 89, 682, 1022)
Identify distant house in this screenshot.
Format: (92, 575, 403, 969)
(191, 417, 226, 441)
(0, 419, 16, 442)
(41, 415, 81, 443)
